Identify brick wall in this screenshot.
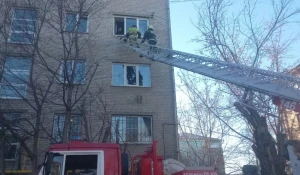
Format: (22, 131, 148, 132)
(0, 0, 178, 171)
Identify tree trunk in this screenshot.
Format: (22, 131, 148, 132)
(235, 102, 287, 175)
(62, 109, 72, 142)
(31, 110, 41, 175)
(0, 133, 5, 175)
(31, 157, 38, 175)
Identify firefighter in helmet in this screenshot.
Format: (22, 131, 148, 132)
(124, 25, 141, 47)
(141, 25, 157, 45)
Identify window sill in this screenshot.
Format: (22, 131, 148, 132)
(111, 85, 151, 88)
(0, 97, 23, 99)
(4, 159, 17, 161)
(119, 141, 153, 145)
(8, 41, 34, 45)
(58, 81, 86, 85)
(64, 30, 89, 34)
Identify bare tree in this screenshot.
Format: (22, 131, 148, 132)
(0, 0, 111, 174)
(177, 0, 300, 174)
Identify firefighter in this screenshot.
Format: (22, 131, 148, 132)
(141, 25, 157, 45)
(125, 25, 141, 47)
(141, 25, 157, 54)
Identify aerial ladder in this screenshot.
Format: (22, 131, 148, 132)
(120, 40, 300, 175)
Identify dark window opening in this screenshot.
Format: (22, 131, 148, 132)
(115, 17, 124, 35)
(4, 143, 18, 160)
(126, 66, 136, 85)
(64, 155, 97, 175)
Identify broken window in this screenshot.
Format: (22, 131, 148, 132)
(114, 16, 149, 36)
(111, 115, 152, 143)
(112, 63, 151, 87)
(126, 66, 136, 85)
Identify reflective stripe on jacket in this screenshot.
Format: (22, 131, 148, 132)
(129, 27, 139, 35)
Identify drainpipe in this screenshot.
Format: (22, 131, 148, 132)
(166, 0, 179, 160)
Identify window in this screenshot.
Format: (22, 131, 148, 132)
(114, 16, 148, 36)
(52, 114, 82, 143)
(4, 141, 19, 160)
(60, 61, 85, 84)
(9, 9, 37, 44)
(0, 57, 31, 99)
(65, 13, 88, 33)
(65, 155, 98, 174)
(112, 64, 151, 87)
(1, 113, 21, 128)
(111, 115, 152, 143)
(1, 113, 21, 161)
(50, 155, 64, 175)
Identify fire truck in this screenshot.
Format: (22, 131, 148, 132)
(38, 41, 300, 175)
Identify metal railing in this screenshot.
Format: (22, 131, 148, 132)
(121, 40, 300, 103)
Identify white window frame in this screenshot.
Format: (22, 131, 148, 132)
(111, 115, 153, 144)
(113, 16, 149, 36)
(8, 8, 37, 44)
(112, 63, 151, 87)
(65, 13, 89, 33)
(56, 151, 104, 175)
(59, 60, 86, 84)
(0, 58, 31, 99)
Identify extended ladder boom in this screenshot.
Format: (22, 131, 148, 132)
(122, 42, 300, 103)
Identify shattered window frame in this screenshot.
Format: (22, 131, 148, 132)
(112, 63, 151, 87)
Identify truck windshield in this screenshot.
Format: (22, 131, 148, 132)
(64, 155, 97, 175)
(50, 155, 64, 175)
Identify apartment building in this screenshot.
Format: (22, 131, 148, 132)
(281, 65, 300, 141)
(0, 0, 177, 173)
(178, 133, 225, 175)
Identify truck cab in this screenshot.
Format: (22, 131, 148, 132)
(39, 141, 122, 175)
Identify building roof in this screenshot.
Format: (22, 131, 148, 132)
(289, 64, 300, 76)
(179, 133, 221, 142)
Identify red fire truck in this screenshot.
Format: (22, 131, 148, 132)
(38, 140, 218, 175)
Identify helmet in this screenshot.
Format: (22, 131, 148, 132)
(148, 25, 153, 30)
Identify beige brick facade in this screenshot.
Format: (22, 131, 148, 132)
(0, 0, 178, 172)
(282, 65, 300, 141)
